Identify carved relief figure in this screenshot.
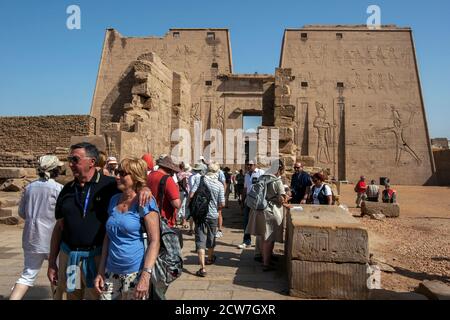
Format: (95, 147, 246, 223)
(378, 106, 422, 166)
(313, 102, 334, 164)
(216, 105, 224, 132)
(191, 103, 200, 121)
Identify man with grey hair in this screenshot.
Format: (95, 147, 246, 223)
(190, 162, 225, 277)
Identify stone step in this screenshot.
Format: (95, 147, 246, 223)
(0, 197, 20, 208)
(0, 206, 18, 218)
(0, 167, 36, 179)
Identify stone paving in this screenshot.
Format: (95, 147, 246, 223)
(0, 198, 298, 300)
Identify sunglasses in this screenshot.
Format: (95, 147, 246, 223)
(114, 169, 129, 177)
(294, 167, 301, 169)
(68, 156, 91, 164)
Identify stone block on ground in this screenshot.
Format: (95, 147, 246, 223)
(0, 195, 20, 208)
(371, 213, 386, 221)
(361, 201, 400, 218)
(0, 179, 29, 192)
(416, 280, 450, 300)
(0, 206, 18, 218)
(0, 167, 35, 179)
(286, 205, 369, 263)
(289, 260, 369, 300)
(0, 216, 22, 225)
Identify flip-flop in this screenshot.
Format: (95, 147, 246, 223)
(205, 255, 217, 265)
(196, 269, 207, 277)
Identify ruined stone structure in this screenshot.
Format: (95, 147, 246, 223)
(0, 26, 436, 185)
(86, 25, 435, 185)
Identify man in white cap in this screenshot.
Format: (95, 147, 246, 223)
(106, 156, 118, 176)
(9, 155, 64, 300)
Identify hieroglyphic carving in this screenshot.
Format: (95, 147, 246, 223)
(377, 106, 422, 166)
(313, 102, 334, 164)
(300, 45, 413, 68)
(387, 47, 399, 66)
(387, 73, 401, 92)
(376, 46, 388, 66)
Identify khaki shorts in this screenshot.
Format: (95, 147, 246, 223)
(53, 250, 101, 300)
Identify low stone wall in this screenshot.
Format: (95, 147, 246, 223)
(0, 115, 95, 167)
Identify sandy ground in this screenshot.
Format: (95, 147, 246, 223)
(340, 184, 450, 292)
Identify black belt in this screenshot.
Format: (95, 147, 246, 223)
(66, 244, 100, 252)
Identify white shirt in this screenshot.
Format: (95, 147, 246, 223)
(189, 173, 201, 192)
(244, 168, 265, 193)
(312, 183, 332, 205)
(18, 178, 63, 253)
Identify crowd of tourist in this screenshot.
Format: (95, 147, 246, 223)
(9, 141, 399, 300)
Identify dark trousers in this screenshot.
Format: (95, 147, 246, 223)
(243, 205, 251, 245)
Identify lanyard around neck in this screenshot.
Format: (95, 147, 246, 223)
(75, 185, 92, 218)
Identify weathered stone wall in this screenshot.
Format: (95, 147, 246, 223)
(0, 153, 38, 168)
(280, 26, 434, 185)
(91, 28, 233, 138)
(0, 116, 95, 166)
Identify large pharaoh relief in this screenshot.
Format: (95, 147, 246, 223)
(377, 105, 422, 166)
(313, 102, 335, 164)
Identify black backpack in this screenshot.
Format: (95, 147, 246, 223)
(188, 176, 212, 224)
(156, 175, 183, 248)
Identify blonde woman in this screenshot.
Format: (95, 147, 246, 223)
(94, 158, 160, 300)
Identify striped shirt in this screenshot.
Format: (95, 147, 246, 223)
(191, 175, 225, 219)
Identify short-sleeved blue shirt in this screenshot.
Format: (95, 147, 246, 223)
(105, 194, 159, 274)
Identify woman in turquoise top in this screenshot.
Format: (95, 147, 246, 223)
(94, 158, 160, 300)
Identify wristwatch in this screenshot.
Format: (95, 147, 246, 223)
(142, 267, 153, 275)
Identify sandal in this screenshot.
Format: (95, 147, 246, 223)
(205, 255, 217, 265)
(196, 268, 207, 277)
(262, 265, 276, 272)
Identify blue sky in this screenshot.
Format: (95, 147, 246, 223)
(0, 0, 449, 138)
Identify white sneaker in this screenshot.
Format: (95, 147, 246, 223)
(215, 230, 223, 238)
(237, 243, 250, 249)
